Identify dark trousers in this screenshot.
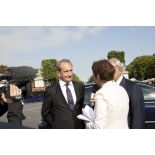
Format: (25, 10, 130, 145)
(7, 101, 23, 125)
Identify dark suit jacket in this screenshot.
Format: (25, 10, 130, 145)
(120, 77, 145, 129)
(41, 81, 85, 129)
(0, 104, 8, 117)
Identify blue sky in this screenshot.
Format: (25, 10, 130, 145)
(0, 26, 155, 80)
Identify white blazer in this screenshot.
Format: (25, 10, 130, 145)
(86, 81, 129, 129)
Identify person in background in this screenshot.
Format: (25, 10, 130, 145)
(86, 59, 129, 129)
(41, 59, 85, 129)
(109, 58, 145, 129)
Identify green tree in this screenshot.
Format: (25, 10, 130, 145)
(145, 56, 155, 78)
(107, 50, 125, 65)
(0, 65, 8, 73)
(127, 55, 155, 80)
(41, 59, 58, 82)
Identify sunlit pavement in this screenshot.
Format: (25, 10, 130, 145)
(0, 102, 42, 129)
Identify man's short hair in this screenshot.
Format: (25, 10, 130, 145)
(56, 59, 72, 71)
(108, 58, 125, 72)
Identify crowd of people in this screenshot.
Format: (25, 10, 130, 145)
(0, 58, 146, 129)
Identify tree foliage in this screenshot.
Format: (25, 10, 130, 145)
(107, 50, 125, 64)
(41, 59, 58, 82)
(127, 55, 155, 80)
(0, 65, 8, 73)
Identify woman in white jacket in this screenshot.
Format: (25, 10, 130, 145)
(86, 60, 129, 129)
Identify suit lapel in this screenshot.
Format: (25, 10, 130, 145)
(57, 82, 69, 105)
(56, 81, 81, 110)
(120, 77, 126, 87)
(72, 82, 80, 106)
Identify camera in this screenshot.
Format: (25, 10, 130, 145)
(0, 66, 37, 102)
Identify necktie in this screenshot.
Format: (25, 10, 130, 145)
(65, 83, 74, 110)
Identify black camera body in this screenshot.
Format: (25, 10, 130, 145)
(0, 66, 37, 102)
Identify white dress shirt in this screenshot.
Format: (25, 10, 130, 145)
(115, 75, 123, 85)
(59, 79, 76, 105)
(86, 80, 129, 129)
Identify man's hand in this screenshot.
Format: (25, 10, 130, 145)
(9, 84, 22, 97)
(0, 84, 22, 104)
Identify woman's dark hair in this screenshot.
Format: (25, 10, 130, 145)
(92, 59, 115, 81)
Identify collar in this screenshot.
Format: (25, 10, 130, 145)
(59, 79, 73, 87)
(101, 80, 114, 88)
(116, 75, 123, 85)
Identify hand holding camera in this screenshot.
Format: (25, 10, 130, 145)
(0, 66, 37, 104)
(0, 84, 22, 104)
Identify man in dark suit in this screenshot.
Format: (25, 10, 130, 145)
(109, 58, 145, 129)
(41, 59, 85, 129)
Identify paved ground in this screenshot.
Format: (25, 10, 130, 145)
(0, 102, 42, 129)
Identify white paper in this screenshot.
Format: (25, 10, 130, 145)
(77, 105, 95, 122)
(77, 114, 92, 122)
